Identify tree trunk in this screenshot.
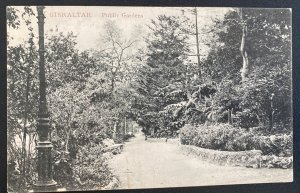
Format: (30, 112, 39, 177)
(228, 108, 233, 124)
(195, 7, 201, 79)
(65, 129, 71, 153)
(240, 25, 249, 82)
(239, 9, 250, 82)
(27, 134, 32, 176)
(124, 117, 127, 134)
(21, 71, 31, 183)
(111, 75, 115, 92)
(113, 121, 117, 139)
(269, 94, 275, 131)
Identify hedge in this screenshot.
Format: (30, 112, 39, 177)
(179, 124, 292, 157)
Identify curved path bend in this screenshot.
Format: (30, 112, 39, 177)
(108, 133, 292, 189)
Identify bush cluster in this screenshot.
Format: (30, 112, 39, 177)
(73, 146, 114, 190)
(114, 133, 135, 143)
(53, 144, 114, 190)
(7, 160, 24, 193)
(260, 155, 293, 169)
(179, 124, 292, 156)
(123, 133, 135, 141)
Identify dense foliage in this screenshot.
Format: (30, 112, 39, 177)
(180, 124, 292, 156)
(7, 7, 137, 192)
(7, 6, 292, 192)
(134, 9, 291, 139)
(203, 8, 292, 132)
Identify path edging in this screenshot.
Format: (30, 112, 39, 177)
(180, 144, 262, 168)
(180, 144, 293, 169)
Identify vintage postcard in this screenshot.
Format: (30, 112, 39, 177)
(7, 6, 292, 192)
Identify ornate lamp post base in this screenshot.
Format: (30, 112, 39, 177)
(33, 141, 58, 192)
(32, 180, 57, 192)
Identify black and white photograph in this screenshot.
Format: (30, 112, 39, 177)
(7, 6, 293, 192)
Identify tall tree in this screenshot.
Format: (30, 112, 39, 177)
(94, 20, 138, 92)
(239, 8, 249, 82)
(203, 8, 291, 129)
(134, 15, 189, 135)
(206, 8, 291, 80)
(7, 6, 39, 190)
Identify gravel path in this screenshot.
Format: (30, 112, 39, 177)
(108, 133, 292, 189)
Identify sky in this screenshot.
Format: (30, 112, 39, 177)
(8, 6, 232, 58)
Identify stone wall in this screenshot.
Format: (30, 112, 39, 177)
(147, 137, 293, 169)
(180, 144, 262, 168)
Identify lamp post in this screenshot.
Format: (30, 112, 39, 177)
(33, 6, 57, 192)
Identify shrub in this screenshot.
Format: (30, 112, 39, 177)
(237, 67, 292, 131)
(234, 110, 259, 128)
(253, 134, 293, 156)
(260, 155, 293, 169)
(123, 133, 135, 141)
(114, 133, 135, 143)
(179, 124, 292, 156)
(180, 124, 243, 150)
(73, 158, 114, 190)
(7, 160, 23, 193)
(53, 144, 114, 191)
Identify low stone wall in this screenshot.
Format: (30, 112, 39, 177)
(180, 144, 263, 168)
(147, 137, 292, 169)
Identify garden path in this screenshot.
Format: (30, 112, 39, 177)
(108, 132, 292, 189)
